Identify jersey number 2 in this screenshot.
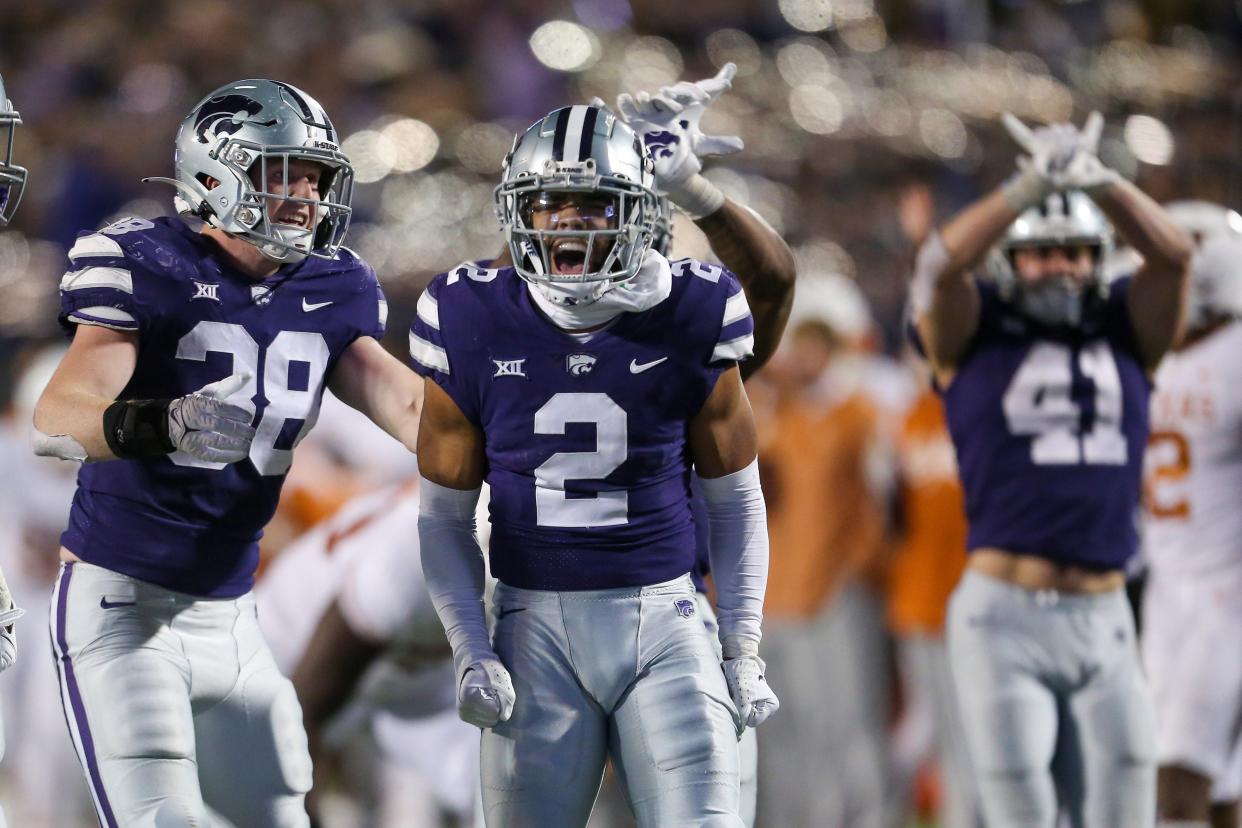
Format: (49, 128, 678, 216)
(1001, 341, 1127, 466)
(533, 393, 628, 528)
(173, 321, 329, 476)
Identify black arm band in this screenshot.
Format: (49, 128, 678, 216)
(102, 399, 176, 459)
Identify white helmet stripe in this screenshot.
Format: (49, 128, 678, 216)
(561, 105, 590, 163)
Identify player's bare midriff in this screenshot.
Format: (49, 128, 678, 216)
(969, 548, 1125, 594)
(59, 546, 82, 563)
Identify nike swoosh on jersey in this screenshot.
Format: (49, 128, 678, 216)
(303, 298, 333, 312)
(629, 356, 669, 374)
(99, 597, 137, 609)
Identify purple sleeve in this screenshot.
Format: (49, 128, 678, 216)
(408, 274, 482, 424)
(57, 230, 143, 337)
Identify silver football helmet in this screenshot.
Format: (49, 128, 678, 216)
(495, 104, 659, 305)
(0, 75, 26, 227)
(1163, 200, 1242, 330)
(145, 79, 353, 263)
(991, 190, 1114, 327)
(1164, 200, 1242, 248)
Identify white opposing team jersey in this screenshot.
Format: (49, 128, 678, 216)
(256, 481, 454, 719)
(1143, 321, 1242, 575)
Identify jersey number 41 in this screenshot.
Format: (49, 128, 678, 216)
(1002, 341, 1127, 466)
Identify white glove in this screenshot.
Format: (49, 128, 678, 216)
(1057, 111, 1121, 195)
(615, 63, 744, 217)
(0, 565, 24, 673)
(168, 372, 256, 464)
(457, 657, 516, 729)
(1000, 113, 1080, 211)
(721, 636, 779, 732)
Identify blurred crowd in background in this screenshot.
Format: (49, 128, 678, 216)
(1, 0, 1240, 826)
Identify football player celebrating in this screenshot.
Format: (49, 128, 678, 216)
(32, 79, 423, 827)
(288, 65, 793, 828)
(911, 112, 1190, 827)
(412, 105, 777, 826)
(1141, 202, 1242, 828)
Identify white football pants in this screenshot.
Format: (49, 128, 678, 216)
(482, 574, 743, 827)
(947, 569, 1157, 828)
(50, 561, 312, 828)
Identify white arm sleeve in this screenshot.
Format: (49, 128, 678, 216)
(909, 230, 950, 317)
(700, 459, 768, 657)
(417, 476, 491, 681)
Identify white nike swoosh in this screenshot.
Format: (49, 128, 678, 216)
(303, 299, 333, 312)
(629, 356, 668, 374)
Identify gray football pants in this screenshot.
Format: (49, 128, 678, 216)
(482, 575, 743, 827)
(50, 561, 312, 828)
(947, 569, 1157, 828)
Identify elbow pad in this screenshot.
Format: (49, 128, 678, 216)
(700, 459, 768, 649)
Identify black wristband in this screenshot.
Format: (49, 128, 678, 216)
(102, 399, 176, 458)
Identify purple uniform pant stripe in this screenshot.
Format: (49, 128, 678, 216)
(55, 564, 119, 828)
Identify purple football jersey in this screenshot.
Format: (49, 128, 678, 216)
(409, 258, 754, 591)
(58, 216, 387, 597)
(940, 277, 1150, 570)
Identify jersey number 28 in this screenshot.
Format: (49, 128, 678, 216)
(172, 321, 329, 476)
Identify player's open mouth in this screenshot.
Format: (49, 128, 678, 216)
(275, 211, 312, 229)
(552, 241, 588, 275)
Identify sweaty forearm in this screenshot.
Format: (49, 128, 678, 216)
(1093, 180, 1192, 274)
(937, 188, 1022, 279)
(694, 201, 796, 300)
(33, 387, 120, 461)
(695, 200, 795, 376)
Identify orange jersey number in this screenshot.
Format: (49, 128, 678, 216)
(1144, 430, 1191, 520)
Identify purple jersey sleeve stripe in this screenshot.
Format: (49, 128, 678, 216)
(718, 314, 754, 344)
(66, 310, 139, 330)
(63, 255, 131, 272)
(53, 564, 120, 828)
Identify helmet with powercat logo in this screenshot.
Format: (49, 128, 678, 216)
(990, 190, 1114, 327)
(0, 75, 27, 226)
(145, 78, 354, 263)
(495, 104, 659, 306)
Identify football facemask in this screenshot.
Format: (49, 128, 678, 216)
(0, 76, 27, 227)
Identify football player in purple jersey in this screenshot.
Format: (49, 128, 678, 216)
(31, 79, 423, 827)
(911, 111, 1190, 827)
(411, 103, 778, 826)
(291, 67, 793, 828)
